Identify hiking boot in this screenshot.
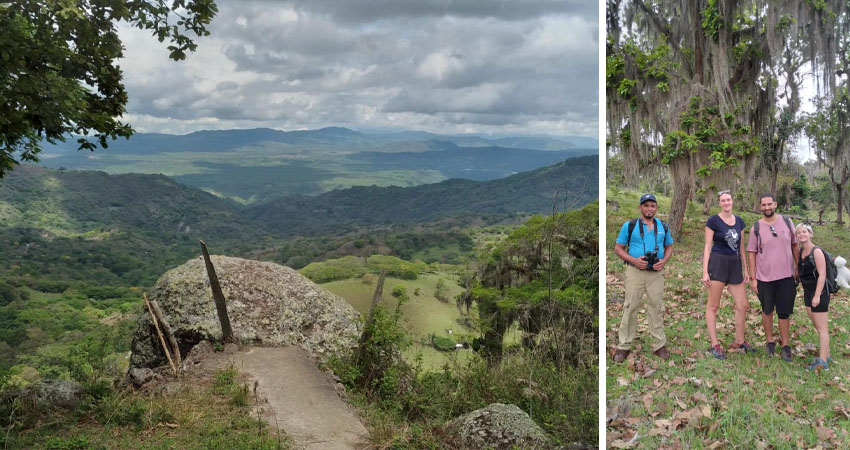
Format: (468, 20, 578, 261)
(781, 345, 793, 362)
(806, 358, 829, 371)
(654, 346, 670, 360)
(738, 341, 759, 353)
(708, 344, 727, 360)
(766, 341, 776, 356)
(613, 349, 630, 364)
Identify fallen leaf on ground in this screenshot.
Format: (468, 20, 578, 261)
(817, 426, 835, 440)
(655, 419, 672, 428)
(642, 394, 652, 411)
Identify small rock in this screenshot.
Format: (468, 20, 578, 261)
(128, 367, 156, 387)
(444, 403, 554, 450)
(4, 379, 85, 410)
(224, 343, 240, 354)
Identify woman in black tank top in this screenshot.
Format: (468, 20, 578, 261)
(795, 223, 831, 371)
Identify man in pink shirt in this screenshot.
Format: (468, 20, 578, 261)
(747, 194, 799, 362)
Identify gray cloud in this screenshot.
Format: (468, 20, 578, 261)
(118, 0, 598, 137)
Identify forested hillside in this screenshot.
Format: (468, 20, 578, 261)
(1, 166, 267, 288)
(247, 155, 598, 236)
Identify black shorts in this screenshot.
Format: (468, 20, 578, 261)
(708, 252, 744, 285)
(757, 277, 796, 316)
(803, 283, 830, 312)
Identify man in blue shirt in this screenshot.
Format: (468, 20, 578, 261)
(612, 194, 675, 363)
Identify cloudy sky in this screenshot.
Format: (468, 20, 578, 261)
(117, 0, 598, 138)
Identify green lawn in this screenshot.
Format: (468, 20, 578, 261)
(607, 189, 850, 449)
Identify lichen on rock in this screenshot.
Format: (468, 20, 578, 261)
(444, 403, 554, 450)
(129, 255, 361, 369)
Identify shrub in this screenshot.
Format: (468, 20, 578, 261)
(431, 335, 456, 352)
(299, 256, 366, 283)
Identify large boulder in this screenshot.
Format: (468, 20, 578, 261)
(129, 256, 361, 369)
(444, 403, 554, 450)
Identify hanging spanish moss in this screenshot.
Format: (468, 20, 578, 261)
(607, 0, 844, 237)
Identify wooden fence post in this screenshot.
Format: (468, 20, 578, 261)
(200, 240, 235, 343)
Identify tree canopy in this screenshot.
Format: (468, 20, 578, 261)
(460, 202, 598, 367)
(0, 0, 217, 178)
(607, 0, 843, 236)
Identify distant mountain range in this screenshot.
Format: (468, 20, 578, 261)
(41, 127, 597, 154)
(35, 127, 597, 205)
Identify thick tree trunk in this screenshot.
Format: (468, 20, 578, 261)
(667, 157, 693, 242)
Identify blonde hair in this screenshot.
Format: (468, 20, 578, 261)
(795, 223, 813, 235)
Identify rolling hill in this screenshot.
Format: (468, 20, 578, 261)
(1, 155, 595, 285)
(246, 155, 598, 236)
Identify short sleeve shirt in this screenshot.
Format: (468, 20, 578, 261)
(616, 218, 674, 260)
(706, 214, 746, 255)
(746, 215, 797, 282)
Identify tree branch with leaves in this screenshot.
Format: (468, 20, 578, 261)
(0, 0, 217, 178)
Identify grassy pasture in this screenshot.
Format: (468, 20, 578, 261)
(607, 189, 850, 449)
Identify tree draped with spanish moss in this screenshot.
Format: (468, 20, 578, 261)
(0, 0, 218, 178)
(804, 3, 850, 224)
(606, 0, 838, 237)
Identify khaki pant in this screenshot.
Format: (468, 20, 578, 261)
(617, 265, 667, 352)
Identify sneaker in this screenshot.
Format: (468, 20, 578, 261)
(781, 345, 793, 362)
(738, 342, 759, 353)
(708, 344, 727, 360)
(613, 349, 630, 364)
(828, 356, 834, 364)
(766, 341, 776, 356)
(806, 358, 829, 371)
(654, 346, 670, 360)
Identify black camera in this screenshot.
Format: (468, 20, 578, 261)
(644, 251, 659, 271)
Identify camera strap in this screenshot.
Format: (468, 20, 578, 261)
(637, 217, 660, 255)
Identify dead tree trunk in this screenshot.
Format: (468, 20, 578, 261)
(358, 271, 386, 361)
(200, 240, 234, 343)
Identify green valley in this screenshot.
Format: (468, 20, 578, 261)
(1, 153, 598, 447)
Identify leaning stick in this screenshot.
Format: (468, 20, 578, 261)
(149, 299, 181, 368)
(144, 293, 176, 374)
(200, 240, 235, 343)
